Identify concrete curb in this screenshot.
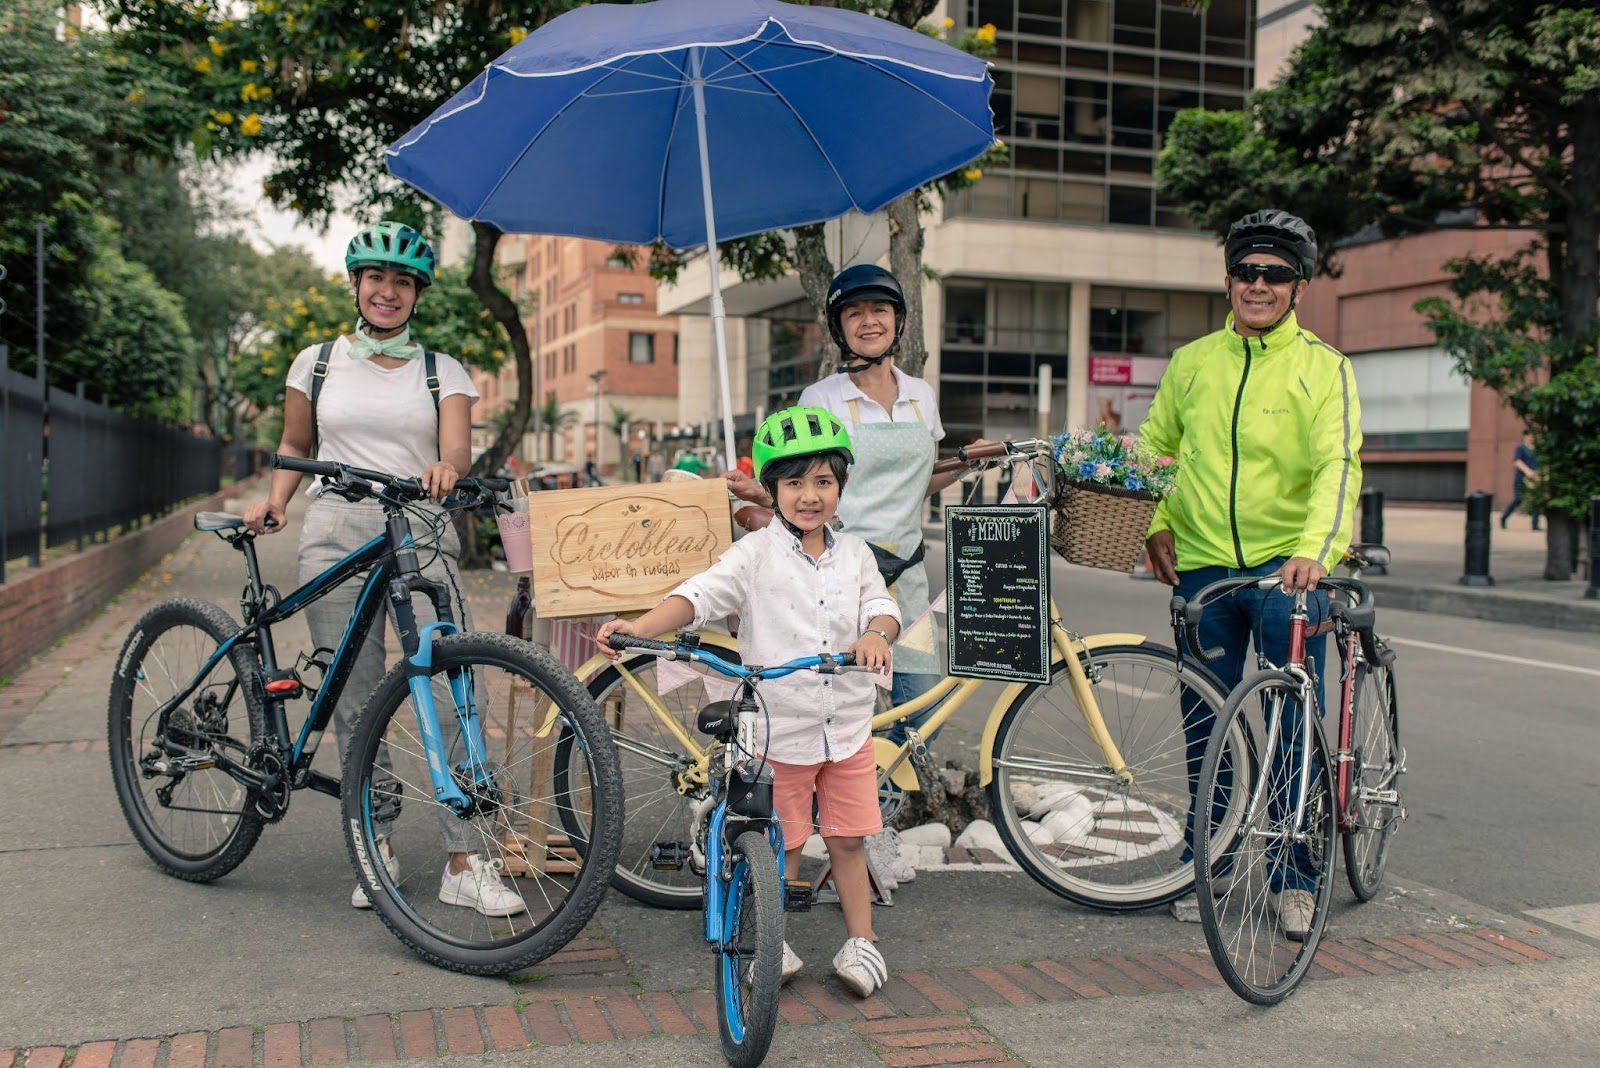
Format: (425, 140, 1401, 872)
(1366, 579, 1600, 634)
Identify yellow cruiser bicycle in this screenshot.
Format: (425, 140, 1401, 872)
(552, 440, 1248, 912)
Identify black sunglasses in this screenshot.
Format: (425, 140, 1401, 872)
(1228, 262, 1301, 286)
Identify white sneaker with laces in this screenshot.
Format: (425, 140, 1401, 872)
(866, 827, 916, 885)
(832, 936, 887, 998)
(1273, 889, 1316, 941)
(351, 837, 399, 910)
(781, 941, 804, 984)
(438, 854, 527, 917)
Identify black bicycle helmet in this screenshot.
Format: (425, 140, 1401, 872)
(825, 264, 907, 361)
(1224, 210, 1317, 278)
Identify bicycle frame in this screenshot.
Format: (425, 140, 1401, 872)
(150, 501, 488, 815)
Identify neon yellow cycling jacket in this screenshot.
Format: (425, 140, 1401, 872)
(1139, 311, 1363, 573)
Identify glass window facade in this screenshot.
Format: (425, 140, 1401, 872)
(745, 299, 831, 412)
(940, 280, 1071, 447)
(950, 0, 1255, 227)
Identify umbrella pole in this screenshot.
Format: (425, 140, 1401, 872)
(690, 47, 740, 473)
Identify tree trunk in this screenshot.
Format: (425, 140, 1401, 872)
(457, 221, 533, 569)
(793, 223, 840, 376)
(1544, 106, 1600, 580)
(885, 190, 928, 377)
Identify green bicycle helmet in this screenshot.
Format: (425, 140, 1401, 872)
(345, 221, 437, 287)
(752, 406, 855, 481)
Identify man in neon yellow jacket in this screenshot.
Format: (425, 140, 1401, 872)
(1138, 209, 1362, 938)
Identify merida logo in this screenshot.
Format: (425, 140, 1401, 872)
(1263, 407, 1290, 416)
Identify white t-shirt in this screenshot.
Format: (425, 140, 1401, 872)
(285, 336, 479, 493)
(798, 365, 945, 441)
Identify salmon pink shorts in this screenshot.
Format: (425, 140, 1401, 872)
(767, 738, 883, 846)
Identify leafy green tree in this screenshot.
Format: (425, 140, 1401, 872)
(1157, 0, 1600, 579)
(536, 390, 578, 465)
(609, 402, 634, 478)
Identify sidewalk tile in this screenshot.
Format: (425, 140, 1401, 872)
(930, 969, 1007, 1009)
(966, 967, 1039, 1007)
(881, 1041, 1008, 1068)
(216, 1027, 254, 1068)
(167, 1032, 209, 1068)
(638, 993, 697, 1037)
(792, 977, 862, 1021)
(994, 964, 1075, 1003)
(1473, 929, 1555, 962)
(777, 987, 820, 1026)
(398, 1011, 437, 1059)
(857, 1016, 973, 1036)
(307, 1019, 347, 1064)
(1454, 932, 1530, 964)
(1367, 936, 1453, 971)
(562, 999, 616, 1043)
(1394, 933, 1478, 969)
(1433, 933, 1518, 967)
(352, 1017, 396, 1062)
(22, 1051, 64, 1068)
(1098, 957, 1179, 994)
(853, 990, 901, 1021)
(877, 977, 938, 1017)
(1054, 959, 1140, 996)
(679, 990, 720, 1032)
(899, 971, 968, 1013)
(263, 1024, 301, 1068)
(875, 1029, 993, 1049)
(1319, 941, 1399, 976)
(1352, 939, 1425, 973)
(602, 997, 654, 1040)
(518, 1003, 572, 1047)
(66, 1043, 115, 1068)
(1031, 960, 1109, 999)
(1132, 953, 1212, 990)
(481, 1006, 528, 1051)
(1303, 951, 1363, 979)
(1158, 952, 1224, 987)
(440, 1008, 484, 1055)
(119, 1040, 159, 1068)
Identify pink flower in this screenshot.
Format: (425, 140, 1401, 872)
(1095, 463, 1112, 477)
(1120, 435, 1137, 449)
(1156, 455, 1174, 467)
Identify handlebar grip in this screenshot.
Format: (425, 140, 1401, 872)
(462, 476, 511, 494)
(606, 633, 673, 653)
(959, 441, 1011, 462)
(930, 457, 968, 475)
(273, 454, 341, 478)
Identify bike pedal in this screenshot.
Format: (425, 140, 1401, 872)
(650, 841, 691, 871)
(783, 879, 813, 912)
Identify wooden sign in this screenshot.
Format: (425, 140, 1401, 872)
(945, 504, 1052, 684)
(527, 479, 732, 618)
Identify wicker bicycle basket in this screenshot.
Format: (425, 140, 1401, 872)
(1049, 479, 1160, 573)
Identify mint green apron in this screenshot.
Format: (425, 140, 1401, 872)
(837, 398, 937, 675)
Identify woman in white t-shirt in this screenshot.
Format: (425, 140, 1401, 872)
(243, 222, 523, 917)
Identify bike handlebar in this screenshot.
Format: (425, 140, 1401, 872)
(929, 438, 1053, 476)
(1170, 574, 1375, 663)
(604, 633, 858, 679)
(272, 454, 510, 504)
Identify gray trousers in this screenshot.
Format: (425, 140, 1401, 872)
(298, 496, 477, 851)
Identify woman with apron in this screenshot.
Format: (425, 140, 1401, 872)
(727, 264, 987, 884)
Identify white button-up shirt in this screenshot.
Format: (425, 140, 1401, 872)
(671, 523, 900, 765)
(798, 365, 945, 440)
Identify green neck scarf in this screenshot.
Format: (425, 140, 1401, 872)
(349, 325, 420, 361)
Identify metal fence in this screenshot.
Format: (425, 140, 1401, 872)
(0, 363, 264, 583)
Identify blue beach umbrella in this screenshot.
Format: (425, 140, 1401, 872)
(388, 0, 994, 467)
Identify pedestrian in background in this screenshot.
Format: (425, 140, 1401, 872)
(1501, 427, 1540, 531)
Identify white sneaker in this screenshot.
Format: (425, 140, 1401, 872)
(351, 837, 399, 910)
(438, 854, 527, 917)
(832, 936, 887, 998)
(1273, 889, 1316, 941)
(865, 827, 916, 886)
(781, 941, 804, 984)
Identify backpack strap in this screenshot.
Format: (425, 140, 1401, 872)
(308, 341, 335, 458)
(424, 349, 441, 413)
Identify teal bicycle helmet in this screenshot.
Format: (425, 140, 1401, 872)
(345, 222, 437, 287)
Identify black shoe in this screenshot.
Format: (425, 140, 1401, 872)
(1499, 518, 1507, 529)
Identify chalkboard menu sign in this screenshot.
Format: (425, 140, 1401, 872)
(945, 505, 1052, 683)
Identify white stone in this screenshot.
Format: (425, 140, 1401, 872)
(1039, 796, 1097, 844)
(898, 823, 953, 848)
(1026, 783, 1087, 819)
(1018, 820, 1053, 846)
(953, 819, 1006, 855)
(800, 833, 829, 860)
(1008, 781, 1041, 815)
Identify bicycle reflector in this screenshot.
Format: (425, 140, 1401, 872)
(264, 670, 304, 697)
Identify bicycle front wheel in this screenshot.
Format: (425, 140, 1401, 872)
(716, 830, 783, 1068)
(561, 635, 741, 910)
(986, 642, 1245, 910)
(108, 598, 267, 881)
(1344, 655, 1402, 901)
(1197, 670, 1336, 1005)
(342, 633, 622, 975)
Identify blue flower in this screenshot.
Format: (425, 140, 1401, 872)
(1077, 460, 1098, 480)
(1123, 475, 1144, 491)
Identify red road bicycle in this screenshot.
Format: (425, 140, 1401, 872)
(1175, 553, 1406, 1004)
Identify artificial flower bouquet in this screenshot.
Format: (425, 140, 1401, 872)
(1049, 428, 1177, 499)
(1045, 427, 1176, 571)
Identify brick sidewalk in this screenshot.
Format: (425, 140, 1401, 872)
(2, 926, 1555, 1068)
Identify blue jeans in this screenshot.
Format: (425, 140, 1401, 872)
(885, 672, 943, 746)
(1175, 558, 1330, 893)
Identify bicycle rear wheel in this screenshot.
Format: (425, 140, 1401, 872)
(1197, 670, 1336, 1005)
(342, 633, 622, 975)
(986, 642, 1248, 910)
(1344, 655, 1402, 901)
(557, 635, 741, 910)
(108, 599, 266, 881)
(716, 830, 783, 1068)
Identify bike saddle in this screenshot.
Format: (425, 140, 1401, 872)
(697, 701, 734, 738)
(194, 512, 245, 531)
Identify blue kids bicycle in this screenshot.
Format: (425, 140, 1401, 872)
(108, 455, 622, 974)
(604, 632, 858, 1068)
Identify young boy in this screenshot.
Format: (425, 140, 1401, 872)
(596, 406, 901, 997)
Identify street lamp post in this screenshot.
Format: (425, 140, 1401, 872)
(589, 369, 606, 476)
